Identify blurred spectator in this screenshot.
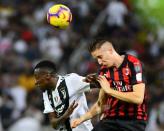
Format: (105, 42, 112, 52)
(146, 102, 164, 131)
(39, 33, 63, 65)
(106, 0, 128, 27)
(9, 74, 27, 119)
(0, 93, 15, 130)
(8, 105, 43, 131)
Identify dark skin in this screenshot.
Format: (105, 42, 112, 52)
(83, 73, 101, 88)
(34, 68, 78, 129)
(83, 73, 98, 83)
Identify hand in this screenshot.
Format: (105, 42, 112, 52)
(97, 75, 111, 94)
(83, 73, 98, 83)
(71, 118, 83, 128)
(63, 101, 78, 119)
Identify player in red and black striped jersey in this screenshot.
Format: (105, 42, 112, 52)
(98, 53, 148, 121)
(71, 39, 148, 131)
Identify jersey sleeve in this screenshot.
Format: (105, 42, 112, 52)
(66, 73, 90, 96)
(42, 91, 54, 114)
(131, 60, 145, 85)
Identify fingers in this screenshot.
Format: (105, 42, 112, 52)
(83, 73, 98, 83)
(97, 75, 107, 82)
(64, 101, 78, 119)
(70, 100, 76, 107)
(69, 100, 78, 110)
(67, 100, 78, 114)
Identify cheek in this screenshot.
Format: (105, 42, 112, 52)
(103, 55, 109, 61)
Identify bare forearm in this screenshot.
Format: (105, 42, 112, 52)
(107, 88, 144, 104)
(98, 76, 145, 105)
(80, 102, 101, 122)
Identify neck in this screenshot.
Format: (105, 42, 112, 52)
(54, 75, 59, 86)
(114, 54, 125, 68)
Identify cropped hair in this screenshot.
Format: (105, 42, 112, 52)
(34, 60, 57, 73)
(88, 38, 119, 53)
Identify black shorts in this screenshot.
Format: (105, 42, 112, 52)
(92, 119, 147, 131)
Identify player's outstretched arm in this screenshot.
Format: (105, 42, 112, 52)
(49, 101, 78, 129)
(71, 89, 105, 128)
(71, 102, 101, 128)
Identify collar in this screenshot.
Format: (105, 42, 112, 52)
(117, 53, 127, 69)
(55, 75, 62, 89)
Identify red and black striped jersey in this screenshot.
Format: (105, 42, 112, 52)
(99, 54, 148, 121)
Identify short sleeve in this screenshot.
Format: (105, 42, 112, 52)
(131, 60, 145, 85)
(65, 73, 90, 96)
(42, 91, 54, 114)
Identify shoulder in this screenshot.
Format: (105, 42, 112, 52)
(63, 73, 82, 79)
(62, 73, 84, 82)
(127, 54, 141, 63)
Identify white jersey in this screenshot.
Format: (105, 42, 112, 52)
(42, 73, 93, 131)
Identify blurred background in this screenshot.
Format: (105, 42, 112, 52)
(0, 0, 164, 131)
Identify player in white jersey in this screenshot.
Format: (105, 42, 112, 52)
(34, 60, 94, 131)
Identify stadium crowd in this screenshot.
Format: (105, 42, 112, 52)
(0, 0, 164, 131)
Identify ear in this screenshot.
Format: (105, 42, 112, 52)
(107, 47, 113, 54)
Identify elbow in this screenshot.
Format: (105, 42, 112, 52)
(134, 97, 144, 105)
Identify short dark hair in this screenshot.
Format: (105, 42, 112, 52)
(88, 38, 119, 53)
(34, 60, 57, 73)
(88, 38, 107, 53)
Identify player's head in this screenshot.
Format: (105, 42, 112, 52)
(88, 38, 118, 67)
(34, 60, 57, 90)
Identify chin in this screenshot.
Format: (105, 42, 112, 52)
(103, 65, 109, 67)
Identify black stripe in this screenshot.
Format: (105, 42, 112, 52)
(115, 69, 124, 117)
(124, 103, 129, 118)
(127, 62, 136, 119)
(128, 61, 136, 86)
(115, 100, 120, 118)
(109, 97, 115, 116)
(128, 61, 139, 119)
(118, 68, 124, 84)
(134, 104, 138, 119)
(110, 69, 116, 90)
(141, 104, 144, 120)
(120, 64, 130, 118)
(57, 80, 72, 131)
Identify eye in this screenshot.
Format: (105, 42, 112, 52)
(97, 56, 102, 59)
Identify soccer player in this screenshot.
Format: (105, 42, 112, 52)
(34, 60, 93, 131)
(71, 39, 148, 131)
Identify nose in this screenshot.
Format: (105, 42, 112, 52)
(97, 58, 102, 65)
